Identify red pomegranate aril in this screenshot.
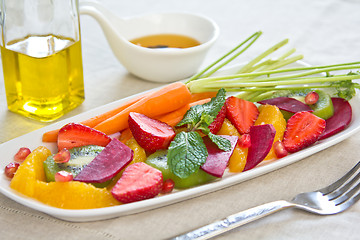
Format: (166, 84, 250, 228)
(55, 171, 73, 182)
(305, 91, 319, 105)
(161, 179, 175, 194)
(238, 134, 251, 148)
(4, 162, 20, 178)
(14, 147, 31, 163)
(274, 141, 288, 158)
(53, 148, 71, 163)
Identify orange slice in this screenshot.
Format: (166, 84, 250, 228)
(255, 105, 286, 160)
(217, 118, 248, 172)
(10, 146, 120, 209)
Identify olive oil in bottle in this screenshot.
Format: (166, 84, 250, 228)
(1, 35, 85, 122)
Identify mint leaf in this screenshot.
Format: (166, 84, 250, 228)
(202, 88, 226, 119)
(167, 131, 208, 178)
(177, 104, 203, 128)
(177, 88, 226, 130)
(208, 132, 231, 151)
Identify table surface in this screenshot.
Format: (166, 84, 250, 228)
(1, 0, 359, 239)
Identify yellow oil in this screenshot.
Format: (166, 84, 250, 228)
(1, 35, 85, 122)
(130, 34, 200, 49)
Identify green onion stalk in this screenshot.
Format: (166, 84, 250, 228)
(186, 31, 360, 101)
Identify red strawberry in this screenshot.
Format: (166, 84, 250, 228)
(283, 111, 326, 153)
(208, 104, 227, 134)
(225, 96, 259, 134)
(111, 162, 163, 203)
(57, 123, 111, 151)
(128, 112, 176, 152)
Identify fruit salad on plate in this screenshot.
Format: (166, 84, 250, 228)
(3, 31, 360, 210)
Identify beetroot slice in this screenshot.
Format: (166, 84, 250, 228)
(258, 97, 313, 113)
(200, 135, 239, 178)
(319, 98, 352, 140)
(244, 124, 276, 171)
(74, 138, 133, 183)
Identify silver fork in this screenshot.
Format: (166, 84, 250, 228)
(171, 161, 360, 240)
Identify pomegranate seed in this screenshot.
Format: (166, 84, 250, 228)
(53, 148, 71, 163)
(274, 141, 288, 158)
(4, 162, 20, 178)
(305, 91, 319, 105)
(55, 171, 73, 182)
(161, 179, 175, 194)
(14, 147, 31, 163)
(238, 134, 251, 148)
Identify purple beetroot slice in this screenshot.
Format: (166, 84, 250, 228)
(244, 124, 276, 171)
(200, 135, 239, 178)
(319, 98, 352, 140)
(74, 138, 134, 183)
(258, 97, 313, 113)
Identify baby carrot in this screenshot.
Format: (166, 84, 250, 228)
(94, 82, 192, 135)
(42, 92, 150, 142)
(190, 91, 217, 102)
(119, 129, 133, 143)
(157, 98, 211, 126)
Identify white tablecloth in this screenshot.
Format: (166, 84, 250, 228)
(0, 0, 359, 239)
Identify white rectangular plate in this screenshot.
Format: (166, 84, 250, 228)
(1, 62, 359, 222)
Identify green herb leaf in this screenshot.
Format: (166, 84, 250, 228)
(167, 131, 208, 178)
(208, 132, 232, 151)
(177, 88, 226, 130)
(177, 104, 203, 128)
(202, 88, 226, 119)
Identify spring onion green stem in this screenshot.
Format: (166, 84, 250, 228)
(187, 31, 360, 101)
(186, 31, 262, 83)
(236, 38, 289, 74)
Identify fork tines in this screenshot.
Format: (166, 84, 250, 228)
(320, 161, 360, 209)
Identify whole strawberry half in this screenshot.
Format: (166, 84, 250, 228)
(225, 96, 259, 134)
(111, 162, 163, 203)
(208, 104, 227, 134)
(128, 112, 176, 152)
(283, 111, 326, 153)
(57, 123, 111, 151)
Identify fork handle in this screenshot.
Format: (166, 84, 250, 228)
(171, 200, 294, 240)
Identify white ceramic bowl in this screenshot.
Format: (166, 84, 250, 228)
(80, 2, 219, 82)
(117, 13, 219, 82)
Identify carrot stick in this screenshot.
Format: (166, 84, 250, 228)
(190, 91, 217, 102)
(119, 128, 133, 143)
(81, 92, 151, 128)
(157, 98, 211, 126)
(42, 92, 150, 142)
(119, 98, 211, 143)
(94, 82, 192, 135)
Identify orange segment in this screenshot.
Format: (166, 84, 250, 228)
(217, 118, 248, 172)
(10, 146, 120, 209)
(218, 118, 242, 137)
(255, 105, 286, 160)
(125, 138, 147, 164)
(228, 146, 248, 172)
(36, 181, 119, 209)
(10, 146, 51, 197)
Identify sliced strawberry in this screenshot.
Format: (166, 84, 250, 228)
(128, 112, 176, 152)
(57, 123, 111, 151)
(111, 162, 163, 203)
(283, 111, 326, 153)
(225, 96, 259, 134)
(208, 104, 227, 134)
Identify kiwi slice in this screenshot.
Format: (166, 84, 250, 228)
(251, 89, 334, 120)
(146, 150, 216, 189)
(43, 145, 110, 188)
